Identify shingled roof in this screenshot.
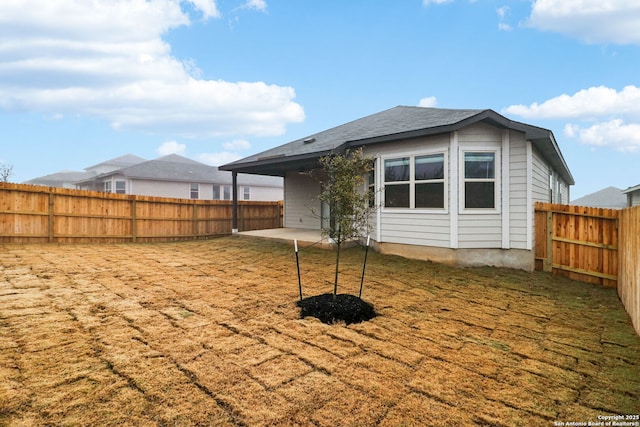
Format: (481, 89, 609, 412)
(220, 106, 574, 185)
(76, 154, 282, 187)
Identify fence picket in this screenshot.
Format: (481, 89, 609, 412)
(0, 182, 282, 243)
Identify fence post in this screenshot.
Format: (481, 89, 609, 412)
(48, 192, 54, 242)
(192, 203, 198, 238)
(131, 199, 137, 242)
(544, 209, 553, 272)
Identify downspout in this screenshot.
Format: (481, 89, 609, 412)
(232, 171, 238, 234)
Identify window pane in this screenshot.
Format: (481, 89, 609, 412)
(115, 181, 126, 194)
(415, 154, 444, 180)
(465, 182, 494, 208)
(384, 184, 409, 207)
(416, 182, 444, 208)
(190, 183, 199, 199)
(243, 186, 250, 200)
(465, 153, 495, 179)
(213, 185, 221, 200)
(384, 158, 409, 182)
(223, 185, 231, 200)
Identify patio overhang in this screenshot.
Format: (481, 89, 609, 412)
(219, 150, 334, 177)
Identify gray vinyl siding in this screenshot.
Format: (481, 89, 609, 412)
(508, 132, 528, 249)
(380, 213, 450, 246)
(284, 172, 321, 229)
(531, 147, 550, 203)
(457, 216, 502, 248)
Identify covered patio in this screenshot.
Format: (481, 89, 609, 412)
(238, 227, 328, 248)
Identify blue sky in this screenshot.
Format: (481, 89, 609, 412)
(2, 0, 640, 199)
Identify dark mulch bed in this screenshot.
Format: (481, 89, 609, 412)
(297, 293, 376, 325)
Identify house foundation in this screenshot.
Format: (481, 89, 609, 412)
(374, 241, 534, 271)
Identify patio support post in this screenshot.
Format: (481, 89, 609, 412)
(232, 171, 238, 234)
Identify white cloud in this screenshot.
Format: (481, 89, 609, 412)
(505, 85, 640, 152)
(157, 141, 187, 155)
(243, 0, 267, 12)
(0, 0, 304, 138)
(564, 120, 640, 152)
(186, 0, 221, 19)
(503, 86, 640, 120)
(526, 0, 640, 45)
(197, 152, 242, 166)
(223, 139, 251, 151)
(496, 6, 512, 31)
(418, 96, 438, 108)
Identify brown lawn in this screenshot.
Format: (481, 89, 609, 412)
(0, 237, 639, 426)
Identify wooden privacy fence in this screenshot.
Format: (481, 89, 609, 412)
(618, 206, 640, 336)
(0, 182, 283, 243)
(534, 202, 619, 288)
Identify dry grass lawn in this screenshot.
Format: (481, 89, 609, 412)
(1, 236, 639, 426)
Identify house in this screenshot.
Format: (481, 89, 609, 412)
(571, 186, 626, 209)
(622, 184, 640, 207)
(220, 106, 574, 270)
(24, 154, 147, 188)
(76, 154, 283, 201)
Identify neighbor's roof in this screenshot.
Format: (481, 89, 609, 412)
(571, 186, 626, 209)
(622, 183, 640, 194)
(220, 106, 574, 185)
(23, 170, 94, 187)
(85, 154, 147, 171)
(76, 154, 282, 187)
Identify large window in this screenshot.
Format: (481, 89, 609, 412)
(213, 185, 232, 200)
(384, 153, 445, 209)
(463, 152, 495, 209)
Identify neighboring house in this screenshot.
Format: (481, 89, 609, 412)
(622, 184, 640, 207)
(221, 106, 574, 270)
(24, 154, 146, 188)
(571, 186, 626, 209)
(76, 154, 283, 201)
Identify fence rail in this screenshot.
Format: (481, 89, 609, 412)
(534, 202, 619, 288)
(0, 182, 282, 243)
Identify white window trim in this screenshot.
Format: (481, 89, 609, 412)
(190, 183, 199, 199)
(459, 149, 501, 214)
(381, 149, 449, 214)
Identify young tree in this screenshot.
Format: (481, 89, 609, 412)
(0, 163, 13, 183)
(315, 147, 376, 300)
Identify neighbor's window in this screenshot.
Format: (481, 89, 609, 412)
(384, 154, 445, 209)
(213, 185, 221, 200)
(115, 180, 126, 194)
(242, 186, 250, 200)
(223, 185, 231, 200)
(190, 183, 199, 199)
(464, 152, 495, 209)
(104, 181, 112, 193)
